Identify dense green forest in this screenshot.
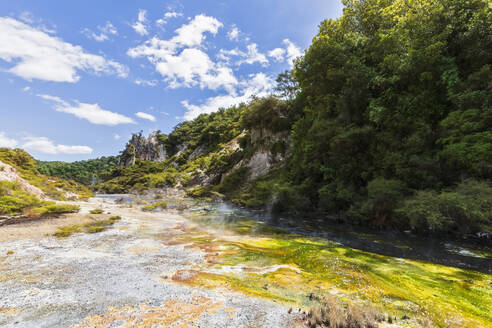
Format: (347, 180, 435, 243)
(99, 0, 491, 236)
(284, 0, 492, 233)
(37, 156, 120, 186)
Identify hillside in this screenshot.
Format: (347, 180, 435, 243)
(98, 0, 492, 237)
(0, 148, 90, 217)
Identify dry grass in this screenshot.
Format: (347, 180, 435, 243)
(302, 295, 385, 328)
(417, 317, 434, 328)
(23, 208, 41, 219)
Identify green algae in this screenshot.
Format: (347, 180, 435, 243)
(178, 213, 492, 328)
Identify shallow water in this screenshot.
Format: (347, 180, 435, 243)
(242, 207, 491, 274)
(174, 197, 492, 328)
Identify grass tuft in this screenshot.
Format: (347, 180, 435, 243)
(53, 225, 82, 238)
(142, 201, 167, 212)
(54, 215, 122, 238)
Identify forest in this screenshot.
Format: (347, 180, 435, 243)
(37, 156, 120, 186)
(73, 0, 492, 236)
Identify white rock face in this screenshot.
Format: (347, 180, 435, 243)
(247, 150, 271, 180)
(120, 131, 167, 167)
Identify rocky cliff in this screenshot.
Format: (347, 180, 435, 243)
(97, 97, 293, 202)
(119, 131, 167, 167)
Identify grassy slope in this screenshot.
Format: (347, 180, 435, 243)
(0, 148, 92, 200)
(0, 148, 90, 216)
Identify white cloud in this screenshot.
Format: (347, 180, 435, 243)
(218, 44, 268, 67)
(83, 21, 117, 42)
(132, 9, 149, 36)
(182, 72, 275, 120)
(227, 26, 239, 41)
(18, 11, 56, 34)
(156, 11, 183, 25)
(128, 14, 222, 58)
(114, 134, 121, 140)
(268, 48, 286, 62)
(172, 14, 222, 47)
(0, 17, 127, 82)
(128, 15, 235, 91)
(135, 112, 156, 121)
(22, 86, 30, 92)
(155, 48, 237, 90)
(0, 132, 18, 148)
(38, 94, 135, 126)
(134, 78, 157, 86)
(283, 39, 302, 66)
(237, 44, 268, 66)
(22, 136, 92, 155)
(18, 12, 34, 24)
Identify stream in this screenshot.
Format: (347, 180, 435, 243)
(0, 194, 490, 328)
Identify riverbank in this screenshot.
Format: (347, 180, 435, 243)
(0, 194, 490, 327)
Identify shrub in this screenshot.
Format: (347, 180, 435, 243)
(89, 209, 104, 214)
(0, 181, 42, 215)
(397, 180, 492, 233)
(348, 178, 408, 226)
(34, 204, 80, 216)
(217, 167, 250, 195)
(186, 185, 215, 198)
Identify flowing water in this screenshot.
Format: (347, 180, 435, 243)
(0, 194, 490, 328)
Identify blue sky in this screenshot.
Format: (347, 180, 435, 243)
(0, 0, 343, 161)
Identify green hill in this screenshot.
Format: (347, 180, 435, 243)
(37, 156, 119, 186)
(0, 148, 91, 217)
(99, 0, 491, 236)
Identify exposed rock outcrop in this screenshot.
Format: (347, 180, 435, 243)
(0, 160, 47, 200)
(119, 131, 167, 167)
(231, 128, 290, 181)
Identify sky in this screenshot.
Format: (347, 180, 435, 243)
(0, 0, 343, 161)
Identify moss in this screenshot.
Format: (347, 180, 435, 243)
(89, 209, 104, 214)
(86, 226, 105, 233)
(55, 215, 122, 237)
(53, 225, 82, 238)
(142, 201, 167, 211)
